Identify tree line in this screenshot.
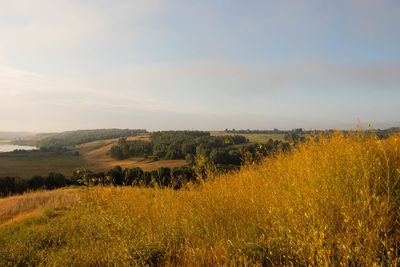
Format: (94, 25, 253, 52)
(13, 129, 147, 147)
(0, 165, 197, 197)
(0, 172, 70, 197)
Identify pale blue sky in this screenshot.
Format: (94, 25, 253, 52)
(0, 0, 399, 131)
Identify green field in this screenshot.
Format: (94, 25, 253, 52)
(0, 151, 83, 178)
(211, 131, 286, 142)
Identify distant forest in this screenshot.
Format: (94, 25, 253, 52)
(13, 129, 147, 148)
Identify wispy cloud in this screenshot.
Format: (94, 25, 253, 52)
(0, 64, 204, 114)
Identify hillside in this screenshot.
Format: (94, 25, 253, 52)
(75, 136, 186, 172)
(1, 131, 399, 265)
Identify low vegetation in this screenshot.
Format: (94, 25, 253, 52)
(1, 130, 399, 265)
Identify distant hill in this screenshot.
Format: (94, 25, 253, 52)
(13, 129, 148, 147)
(0, 132, 36, 140)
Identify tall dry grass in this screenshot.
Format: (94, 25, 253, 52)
(1, 131, 400, 266)
(0, 189, 79, 225)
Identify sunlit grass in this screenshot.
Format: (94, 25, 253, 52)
(0, 189, 79, 225)
(1, 131, 400, 265)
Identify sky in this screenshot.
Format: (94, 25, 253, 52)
(0, 0, 399, 132)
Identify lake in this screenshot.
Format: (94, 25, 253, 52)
(0, 143, 37, 152)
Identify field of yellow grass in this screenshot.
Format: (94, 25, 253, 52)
(0, 189, 79, 226)
(76, 135, 186, 172)
(1, 131, 399, 265)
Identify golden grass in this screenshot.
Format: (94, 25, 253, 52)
(0, 189, 79, 226)
(76, 135, 186, 172)
(1, 131, 400, 265)
(0, 140, 11, 143)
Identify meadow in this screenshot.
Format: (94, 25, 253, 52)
(1, 131, 399, 265)
(0, 151, 83, 178)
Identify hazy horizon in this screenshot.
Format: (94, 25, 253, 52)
(1, 120, 398, 135)
(1, 0, 399, 132)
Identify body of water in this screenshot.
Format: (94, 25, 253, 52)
(0, 143, 37, 152)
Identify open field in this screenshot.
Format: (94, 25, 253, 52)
(0, 140, 11, 143)
(211, 131, 286, 142)
(0, 152, 83, 178)
(1, 132, 399, 265)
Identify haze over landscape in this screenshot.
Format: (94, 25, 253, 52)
(1, 0, 399, 132)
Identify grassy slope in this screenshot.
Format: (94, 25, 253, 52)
(75, 135, 186, 172)
(1, 132, 400, 265)
(0, 189, 80, 226)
